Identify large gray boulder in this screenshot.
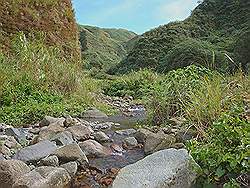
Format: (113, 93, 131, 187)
(13, 166, 71, 188)
(53, 143, 88, 165)
(13, 140, 57, 163)
(39, 116, 65, 127)
(112, 149, 198, 188)
(0, 160, 30, 188)
(60, 161, 78, 177)
(37, 122, 65, 142)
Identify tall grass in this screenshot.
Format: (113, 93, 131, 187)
(0, 32, 107, 125)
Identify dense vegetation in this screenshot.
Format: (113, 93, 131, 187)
(79, 25, 136, 71)
(0, 33, 111, 125)
(111, 0, 250, 74)
(0, 0, 81, 60)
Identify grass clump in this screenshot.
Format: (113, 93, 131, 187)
(0, 32, 107, 125)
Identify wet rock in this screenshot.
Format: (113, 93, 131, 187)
(94, 131, 110, 142)
(37, 122, 65, 142)
(51, 131, 74, 146)
(5, 127, 27, 143)
(144, 132, 176, 155)
(13, 166, 71, 188)
(39, 116, 65, 127)
(13, 140, 57, 163)
(115, 129, 136, 136)
(53, 143, 88, 165)
(40, 155, 59, 167)
(79, 140, 111, 158)
(113, 149, 198, 188)
(67, 125, 93, 141)
(0, 160, 30, 188)
(60, 161, 78, 177)
(123, 137, 138, 147)
(81, 108, 108, 119)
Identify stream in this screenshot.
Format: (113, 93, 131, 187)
(72, 105, 147, 188)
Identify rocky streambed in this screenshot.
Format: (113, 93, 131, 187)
(0, 103, 198, 188)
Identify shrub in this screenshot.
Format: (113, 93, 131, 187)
(103, 69, 161, 99)
(187, 108, 249, 187)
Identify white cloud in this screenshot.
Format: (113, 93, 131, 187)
(156, 0, 198, 22)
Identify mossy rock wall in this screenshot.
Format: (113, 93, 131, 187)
(0, 0, 81, 60)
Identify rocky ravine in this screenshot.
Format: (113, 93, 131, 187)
(0, 108, 199, 188)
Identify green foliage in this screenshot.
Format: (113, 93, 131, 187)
(103, 69, 160, 99)
(0, 32, 108, 125)
(158, 38, 230, 73)
(187, 108, 249, 187)
(113, 0, 250, 74)
(79, 25, 136, 71)
(147, 65, 213, 125)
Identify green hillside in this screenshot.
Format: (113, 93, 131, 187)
(79, 25, 137, 70)
(112, 0, 250, 74)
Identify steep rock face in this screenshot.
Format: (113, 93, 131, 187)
(0, 0, 81, 60)
(113, 0, 250, 74)
(79, 25, 137, 70)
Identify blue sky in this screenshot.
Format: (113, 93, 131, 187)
(72, 0, 198, 34)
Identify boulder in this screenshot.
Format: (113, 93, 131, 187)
(94, 131, 110, 142)
(64, 115, 79, 127)
(144, 132, 176, 155)
(81, 108, 108, 119)
(13, 166, 71, 188)
(0, 160, 30, 188)
(67, 125, 93, 141)
(115, 129, 136, 136)
(112, 149, 198, 188)
(123, 137, 138, 147)
(79, 140, 111, 158)
(37, 122, 65, 142)
(39, 155, 59, 167)
(13, 140, 57, 163)
(4, 136, 21, 149)
(0, 144, 11, 156)
(50, 131, 74, 146)
(39, 116, 65, 127)
(134, 128, 153, 143)
(60, 161, 78, 177)
(53, 143, 88, 165)
(5, 128, 27, 143)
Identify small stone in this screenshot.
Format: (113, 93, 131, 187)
(39, 116, 65, 127)
(0, 144, 11, 156)
(37, 122, 65, 142)
(60, 161, 78, 177)
(94, 131, 110, 142)
(123, 137, 138, 147)
(111, 144, 124, 153)
(4, 136, 21, 149)
(64, 115, 79, 127)
(115, 129, 136, 136)
(5, 128, 27, 143)
(81, 108, 108, 119)
(29, 128, 40, 134)
(50, 131, 74, 146)
(40, 155, 59, 167)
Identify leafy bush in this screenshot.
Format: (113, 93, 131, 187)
(103, 69, 161, 99)
(187, 108, 249, 187)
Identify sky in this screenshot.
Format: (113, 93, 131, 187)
(72, 0, 199, 34)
